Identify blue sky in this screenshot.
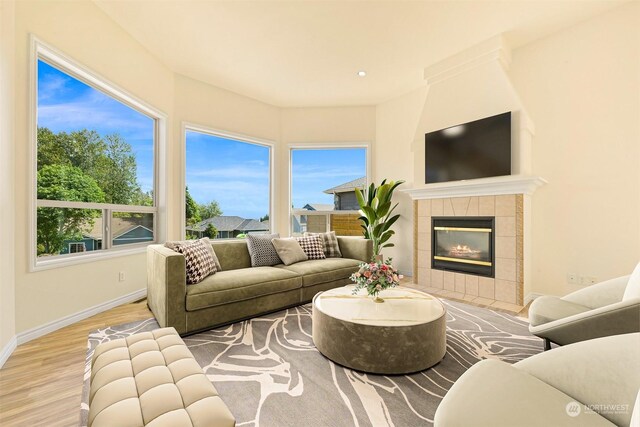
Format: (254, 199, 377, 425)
(37, 60, 155, 193)
(291, 148, 366, 209)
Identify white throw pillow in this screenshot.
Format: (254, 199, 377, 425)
(622, 262, 640, 301)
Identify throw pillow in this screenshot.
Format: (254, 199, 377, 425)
(296, 235, 326, 260)
(305, 231, 342, 258)
(246, 233, 282, 267)
(173, 239, 217, 285)
(165, 237, 222, 271)
(271, 238, 308, 266)
(623, 261, 640, 301)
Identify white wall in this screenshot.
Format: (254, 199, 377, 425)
(375, 88, 428, 275)
(0, 0, 17, 363)
(13, 0, 175, 333)
(510, 1, 640, 295)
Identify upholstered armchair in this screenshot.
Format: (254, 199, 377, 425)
(528, 263, 640, 350)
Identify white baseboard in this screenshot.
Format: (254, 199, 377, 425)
(524, 292, 544, 306)
(0, 335, 17, 369)
(16, 288, 147, 346)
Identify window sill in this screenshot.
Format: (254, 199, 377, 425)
(31, 244, 152, 272)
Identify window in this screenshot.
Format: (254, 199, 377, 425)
(68, 243, 86, 254)
(290, 147, 368, 236)
(32, 40, 163, 269)
(184, 127, 272, 240)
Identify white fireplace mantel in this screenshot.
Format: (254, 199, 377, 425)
(401, 175, 547, 200)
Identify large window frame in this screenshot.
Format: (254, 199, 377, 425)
(181, 123, 275, 239)
(288, 143, 371, 236)
(30, 37, 167, 271)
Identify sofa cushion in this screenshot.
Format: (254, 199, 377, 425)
(528, 296, 591, 327)
(271, 238, 308, 265)
(623, 261, 640, 301)
(211, 240, 252, 271)
(296, 235, 326, 260)
(246, 233, 282, 267)
(166, 237, 222, 271)
(305, 231, 342, 258)
(186, 267, 301, 311)
(278, 258, 361, 287)
(173, 240, 217, 285)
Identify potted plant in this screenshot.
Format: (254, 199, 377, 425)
(355, 179, 405, 258)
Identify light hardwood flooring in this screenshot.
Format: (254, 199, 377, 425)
(0, 287, 530, 426)
(0, 298, 153, 427)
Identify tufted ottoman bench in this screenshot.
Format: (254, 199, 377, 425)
(88, 327, 235, 427)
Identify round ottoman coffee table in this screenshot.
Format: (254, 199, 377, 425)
(312, 286, 446, 374)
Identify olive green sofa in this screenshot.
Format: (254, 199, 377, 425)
(147, 236, 373, 335)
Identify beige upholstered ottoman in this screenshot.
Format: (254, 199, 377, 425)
(88, 327, 235, 427)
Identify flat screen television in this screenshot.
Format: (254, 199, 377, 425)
(425, 112, 511, 184)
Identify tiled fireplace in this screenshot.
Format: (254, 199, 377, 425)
(415, 194, 524, 307)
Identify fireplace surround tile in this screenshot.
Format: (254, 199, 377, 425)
(478, 196, 495, 215)
(455, 273, 466, 293)
(465, 275, 479, 296)
(495, 279, 517, 304)
(466, 197, 479, 216)
(431, 270, 444, 288)
(478, 277, 495, 299)
(451, 197, 470, 216)
(495, 194, 516, 216)
(444, 271, 456, 291)
(431, 199, 444, 216)
(495, 236, 516, 259)
(495, 258, 517, 281)
(443, 199, 454, 216)
(418, 232, 430, 251)
(418, 268, 430, 287)
(496, 216, 516, 236)
(418, 199, 431, 217)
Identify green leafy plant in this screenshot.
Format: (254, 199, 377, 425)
(355, 179, 405, 257)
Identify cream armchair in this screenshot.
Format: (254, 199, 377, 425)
(528, 263, 640, 350)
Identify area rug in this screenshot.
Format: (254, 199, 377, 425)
(80, 300, 542, 426)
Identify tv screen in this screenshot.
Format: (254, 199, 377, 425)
(425, 112, 511, 184)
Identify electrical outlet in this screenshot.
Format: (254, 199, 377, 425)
(567, 273, 578, 284)
(580, 276, 597, 286)
(119, 271, 125, 282)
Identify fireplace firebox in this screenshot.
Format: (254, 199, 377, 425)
(431, 217, 495, 277)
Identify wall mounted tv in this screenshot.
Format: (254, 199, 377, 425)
(425, 111, 512, 184)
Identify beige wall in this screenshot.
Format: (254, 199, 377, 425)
(510, 1, 640, 295)
(0, 0, 16, 357)
(13, 0, 175, 333)
(375, 88, 427, 274)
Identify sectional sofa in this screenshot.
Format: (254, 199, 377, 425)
(147, 236, 373, 335)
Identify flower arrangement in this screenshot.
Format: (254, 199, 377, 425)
(350, 258, 403, 303)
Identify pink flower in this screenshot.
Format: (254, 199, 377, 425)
(375, 284, 382, 291)
(363, 271, 371, 278)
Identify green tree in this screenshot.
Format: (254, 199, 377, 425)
(93, 134, 141, 204)
(259, 213, 269, 222)
(198, 201, 223, 220)
(185, 187, 201, 225)
(37, 164, 105, 255)
(203, 223, 218, 239)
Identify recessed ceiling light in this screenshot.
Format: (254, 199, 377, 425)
(357, 71, 367, 77)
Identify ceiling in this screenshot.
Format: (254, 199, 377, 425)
(94, 0, 625, 107)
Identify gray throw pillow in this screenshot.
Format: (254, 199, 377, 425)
(304, 231, 342, 258)
(271, 238, 308, 266)
(172, 239, 217, 284)
(246, 233, 282, 267)
(165, 237, 222, 271)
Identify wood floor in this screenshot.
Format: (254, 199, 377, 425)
(0, 298, 153, 427)
(0, 287, 530, 426)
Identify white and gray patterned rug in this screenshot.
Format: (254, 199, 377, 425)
(81, 299, 542, 426)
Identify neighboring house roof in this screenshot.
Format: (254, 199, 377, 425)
(323, 177, 366, 194)
(302, 203, 334, 211)
(186, 215, 269, 233)
(83, 217, 153, 240)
